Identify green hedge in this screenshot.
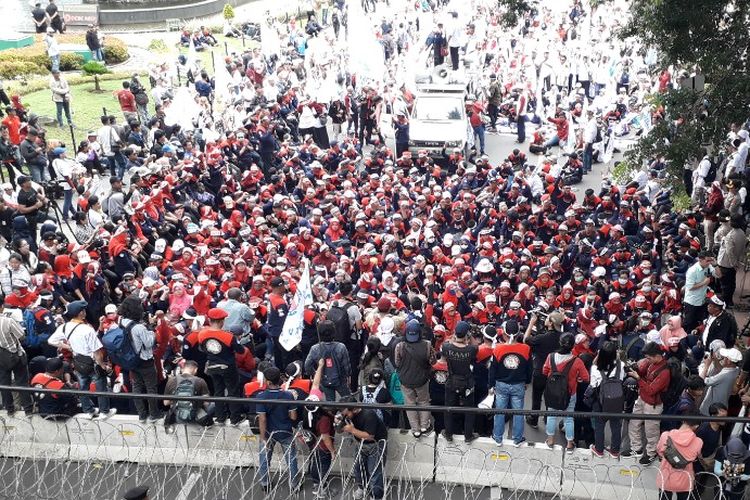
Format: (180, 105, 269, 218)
(0, 34, 129, 78)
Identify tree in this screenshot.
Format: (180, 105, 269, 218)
(223, 3, 235, 21)
(620, 0, 750, 176)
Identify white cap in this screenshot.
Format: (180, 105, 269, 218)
(719, 348, 743, 363)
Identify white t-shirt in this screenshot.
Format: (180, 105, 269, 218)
(49, 321, 102, 358)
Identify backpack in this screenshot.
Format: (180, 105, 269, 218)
(388, 371, 404, 405)
(326, 302, 357, 343)
(101, 320, 141, 370)
(598, 362, 624, 413)
(22, 307, 53, 348)
(174, 376, 197, 423)
(135, 91, 149, 106)
(705, 156, 718, 184)
(320, 343, 342, 388)
(544, 355, 575, 410)
(663, 434, 690, 469)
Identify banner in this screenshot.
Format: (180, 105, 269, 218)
(278, 259, 312, 352)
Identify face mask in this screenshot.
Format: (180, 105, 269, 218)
(642, 286, 652, 293)
(575, 275, 584, 282)
(640, 319, 650, 327)
(642, 269, 650, 275)
(618, 278, 627, 285)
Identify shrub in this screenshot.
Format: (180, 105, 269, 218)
(0, 61, 43, 79)
(0, 34, 129, 75)
(82, 61, 109, 75)
(223, 3, 235, 20)
(148, 39, 168, 53)
(59, 52, 85, 71)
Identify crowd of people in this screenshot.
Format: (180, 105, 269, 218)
(2, 0, 750, 499)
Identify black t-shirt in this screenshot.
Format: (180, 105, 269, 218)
(32, 7, 46, 22)
(441, 342, 478, 389)
(696, 422, 722, 460)
(352, 409, 387, 442)
(526, 330, 561, 373)
(17, 187, 39, 218)
(45, 3, 58, 17)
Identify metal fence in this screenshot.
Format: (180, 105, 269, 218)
(0, 385, 748, 500)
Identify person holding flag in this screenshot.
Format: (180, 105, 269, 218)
(276, 258, 313, 368)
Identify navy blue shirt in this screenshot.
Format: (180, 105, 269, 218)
(257, 388, 295, 435)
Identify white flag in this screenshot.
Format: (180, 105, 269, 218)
(278, 259, 313, 352)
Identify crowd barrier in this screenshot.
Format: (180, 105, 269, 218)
(0, 412, 667, 499)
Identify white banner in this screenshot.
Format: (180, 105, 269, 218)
(278, 259, 313, 352)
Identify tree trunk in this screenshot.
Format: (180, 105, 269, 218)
(94, 75, 101, 92)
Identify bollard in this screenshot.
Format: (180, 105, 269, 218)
(69, 124, 76, 149)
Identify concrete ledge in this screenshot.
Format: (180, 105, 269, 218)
(0, 413, 662, 498)
(98, 0, 258, 26)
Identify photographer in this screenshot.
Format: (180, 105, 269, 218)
(338, 396, 388, 500)
(523, 310, 563, 428)
(20, 130, 49, 184)
(714, 437, 750, 500)
(16, 175, 48, 243)
(626, 341, 671, 465)
(51, 146, 82, 221)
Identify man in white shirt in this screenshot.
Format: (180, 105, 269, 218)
(97, 115, 124, 178)
(45, 28, 60, 73)
(447, 12, 463, 71)
(691, 153, 712, 204)
(582, 110, 598, 173)
(48, 300, 116, 418)
(51, 146, 83, 221)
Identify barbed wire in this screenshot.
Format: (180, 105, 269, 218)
(0, 413, 740, 500)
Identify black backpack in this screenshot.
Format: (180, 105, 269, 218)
(663, 434, 690, 469)
(598, 362, 624, 413)
(320, 343, 342, 388)
(705, 156, 718, 184)
(544, 355, 575, 410)
(174, 376, 196, 423)
(326, 302, 357, 344)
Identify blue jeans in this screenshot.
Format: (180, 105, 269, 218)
(544, 134, 560, 149)
(92, 48, 104, 61)
(29, 161, 50, 183)
(56, 101, 72, 127)
(108, 153, 127, 179)
(545, 393, 576, 441)
(259, 432, 299, 488)
(473, 124, 486, 154)
(309, 448, 332, 487)
(50, 54, 60, 73)
(62, 189, 73, 220)
(76, 370, 111, 414)
(354, 440, 386, 499)
(493, 381, 526, 444)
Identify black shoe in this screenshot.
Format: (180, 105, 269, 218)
(525, 416, 538, 429)
(262, 483, 272, 493)
(639, 454, 656, 466)
(465, 433, 479, 444)
(441, 430, 453, 442)
(621, 449, 642, 458)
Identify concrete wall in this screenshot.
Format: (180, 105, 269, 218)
(97, 0, 258, 26)
(0, 413, 661, 499)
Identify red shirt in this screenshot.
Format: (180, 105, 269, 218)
(116, 89, 136, 112)
(542, 355, 589, 395)
(1, 115, 21, 145)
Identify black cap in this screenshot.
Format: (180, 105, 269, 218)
(17, 175, 31, 185)
(270, 277, 285, 288)
(455, 321, 470, 338)
(122, 485, 149, 500)
(641, 341, 664, 356)
(46, 357, 63, 372)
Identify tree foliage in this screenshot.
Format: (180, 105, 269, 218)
(620, 0, 750, 173)
(497, 0, 532, 28)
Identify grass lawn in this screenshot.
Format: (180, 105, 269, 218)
(19, 78, 129, 145)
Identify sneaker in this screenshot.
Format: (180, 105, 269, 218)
(411, 430, 422, 438)
(441, 430, 453, 442)
(525, 417, 538, 429)
(589, 445, 604, 458)
(545, 438, 555, 449)
(88, 409, 100, 419)
(494, 439, 504, 447)
(566, 442, 575, 454)
(638, 454, 656, 466)
(513, 438, 527, 448)
(138, 415, 147, 424)
(465, 433, 478, 444)
(607, 448, 620, 459)
(100, 409, 117, 419)
(215, 419, 227, 426)
(352, 488, 366, 500)
(621, 449, 642, 458)
(147, 414, 164, 424)
(421, 424, 433, 435)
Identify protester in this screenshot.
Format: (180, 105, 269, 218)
(656, 411, 703, 500)
(339, 395, 388, 500)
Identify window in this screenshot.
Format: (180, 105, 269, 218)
(412, 97, 463, 121)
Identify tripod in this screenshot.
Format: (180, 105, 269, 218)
(45, 196, 83, 244)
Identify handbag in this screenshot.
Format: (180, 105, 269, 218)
(478, 389, 494, 409)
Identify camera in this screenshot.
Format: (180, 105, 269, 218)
(43, 181, 65, 201)
(333, 412, 349, 432)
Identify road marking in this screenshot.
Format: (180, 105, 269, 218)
(176, 472, 201, 500)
